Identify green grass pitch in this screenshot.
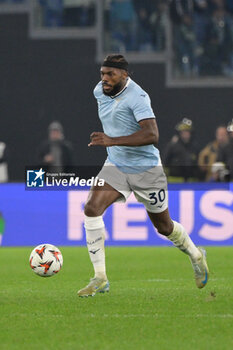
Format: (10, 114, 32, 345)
(0, 247, 232, 350)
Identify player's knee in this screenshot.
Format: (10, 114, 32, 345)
(84, 201, 103, 217)
(156, 221, 173, 236)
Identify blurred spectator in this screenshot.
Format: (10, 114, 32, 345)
(170, 0, 233, 77)
(170, 0, 194, 25)
(38, 0, 64, 27)
(201, 3, 233, 75)
(163, 118, 199, 182)
(37, 121, 73, 173)
(170, 0, 199, 76)
(63, 0, 95, 27)
(198, 125, 228, 180)
(0, 141, 8, 183)
(108, 0, 137, 52)
(217, 119, 233, 180)
(193, 0, 210, 71)
(104, 0, 167, 52)
(176, 13, 198, 76)
(133, 0, 167, 51)
(193, 0, 210, 44)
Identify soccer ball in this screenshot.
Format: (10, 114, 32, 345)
(29, 243, 63, 277)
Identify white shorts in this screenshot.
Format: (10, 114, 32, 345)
(97, 161, 168, 213)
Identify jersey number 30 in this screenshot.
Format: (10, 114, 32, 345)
(149, 189, 166, 205)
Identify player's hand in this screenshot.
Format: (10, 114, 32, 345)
(88, 132, 113, 147)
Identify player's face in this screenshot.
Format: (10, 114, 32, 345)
(100, 67, 127, 96)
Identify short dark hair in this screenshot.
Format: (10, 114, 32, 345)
(103, 54, 128, 65)
(102, 54, 129, 72)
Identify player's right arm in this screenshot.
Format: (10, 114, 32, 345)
(89, 119, 159, 147)
(90, 85, 158, 148)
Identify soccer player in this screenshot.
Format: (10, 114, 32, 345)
(78, 54, 209, 297)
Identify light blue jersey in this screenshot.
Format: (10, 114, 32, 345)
(93, 78, 161, 173)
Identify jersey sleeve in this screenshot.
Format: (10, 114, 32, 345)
(93, 81, 102, 99)
(130, 93, 155, 122)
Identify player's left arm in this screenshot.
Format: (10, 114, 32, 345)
(88, 118, 159, 147)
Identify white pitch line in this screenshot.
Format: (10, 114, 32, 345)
(8, 313, 233, 319)
(89, 313, 233, 319)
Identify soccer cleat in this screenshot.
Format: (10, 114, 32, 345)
(77, 277, 110, 297)
(190, 247, 209, 289)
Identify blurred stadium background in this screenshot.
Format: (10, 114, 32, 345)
(0, 0, 232, 247)
(0, 2, 233, 350)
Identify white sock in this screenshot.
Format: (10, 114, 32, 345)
(168, 221, 201, 262)
(84, 215, 107, 280)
